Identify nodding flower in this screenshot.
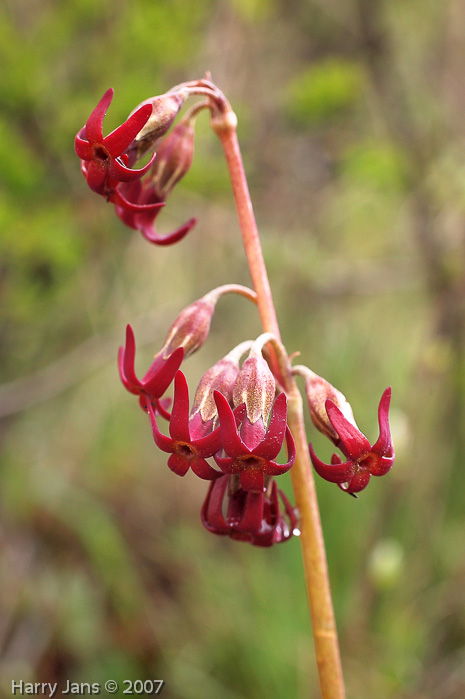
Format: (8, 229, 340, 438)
(201, 474, 298, 546)
(74, 88, 156, 199)
(213, 390, 296, 493)
(309, 388, 395, 495)
(147, 370, 227, 480)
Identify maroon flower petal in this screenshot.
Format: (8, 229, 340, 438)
(190, 455, 222, 481)
(213, 454, 242, 475)
(192, 426, 224, 459)
(113, 185, 166, 215)
(239, 468, 265, 492)
(167, 452, 190, 477)
(234, 490, 264, 532)
(85, 88, 113, 144)
(104, 102, 153, 155)
(107, 151, 156, 182)
(339, 469, 371, 494)
(309, 444, 354, 484)
(84, 160, 109, 194)
(326, 399, 372, 461)
(168, 371, 191, 442)
(371, 387, 394, 457)
(74, 127, 93, 160)
(147, 401, 176, 453)
(254, 393, 288, 460)
(214, 391, 249, 458)
(370, 454, 395, 477)
(140, 216, 197, 247)
(143, 347, 184, 398)
(201, 476, 229, 533)
(118, 325, 140, 394)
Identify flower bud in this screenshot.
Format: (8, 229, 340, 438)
(302, 370, 356, 444)
(159, 293, 217, 360)
(127, 91, 185, 163)
(190, 342, 252, 431)
(148, 120, 195, 200)
(233, 346, 276, 425)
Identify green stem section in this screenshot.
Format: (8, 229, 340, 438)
(213, 113, 346, 699)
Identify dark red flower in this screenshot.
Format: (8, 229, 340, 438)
(118, 324, 183, 416)
(115, 178, 196, 246)
(147, 370, 226, 480)
(213, 391, 296, 493)
(75, 88, 156, 199)
(201, 474, 298, 546)
(114, 120, 197, 245)
(309, 387, 395, 494)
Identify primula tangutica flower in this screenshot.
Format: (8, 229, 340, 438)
(201, 474, 297, 546)
(213, 390, 296, 492)
(147, 371, 228, 480)
(74, 88, 156, 200)
(118, 324, 183, 415)
(309, 387, 394, 494)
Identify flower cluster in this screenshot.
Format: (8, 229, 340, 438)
(75, 88, 196, 245)
(118, 291, 297, 546)
(76, 85, 395, 547)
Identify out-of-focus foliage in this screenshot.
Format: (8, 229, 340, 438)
(1, 1, 465, 698)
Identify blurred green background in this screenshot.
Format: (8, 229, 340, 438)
(1, 1, 465, 697)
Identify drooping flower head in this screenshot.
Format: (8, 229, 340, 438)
(308, 387, 395, 495)
(74, 88, 157, 198)
(201, 474, 298, 546)
(75, 88, 197, 245)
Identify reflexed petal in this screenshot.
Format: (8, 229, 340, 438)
(278, 487, 298, 539)
(74, 129, 93, 159)
(104, 103, 153, 155)
(235, 491, 264, 532)
(143, 347, 184, 398)
(254, 393, 288, 460)
(147, 401, 176, 452)
(169, 371, 191, 441)
(118, 325, 140, 392)
(201, 476, 229, 533)
(193, 425, 223, 459)
(371, 387, 394, 457)
(85, 88, 114, 143)
(84, 160, 108, 194)
(326, 399, 371, 461)
(309, 443, 354, 484)
(214, 391, 249, 458)
(141, 216, 197, 246)
(107, 151, 156, 182)
(113, 184, 166, 215)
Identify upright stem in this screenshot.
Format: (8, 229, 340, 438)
(212, 111, 346, 698)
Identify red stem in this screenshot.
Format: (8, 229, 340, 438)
(211, 103, 346, 699)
